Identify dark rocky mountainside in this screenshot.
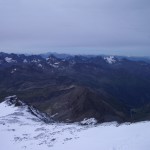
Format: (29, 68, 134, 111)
(0, 52, 150, 123)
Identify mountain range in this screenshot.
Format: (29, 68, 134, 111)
(0, 52, 150, 123)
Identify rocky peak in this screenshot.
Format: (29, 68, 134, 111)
(5, 95, 25, 107)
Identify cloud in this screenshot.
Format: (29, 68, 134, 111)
(0, 0, 150, 55)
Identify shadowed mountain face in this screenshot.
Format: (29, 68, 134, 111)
(41, 86, 128, 123)
(0, 52, 150, 122)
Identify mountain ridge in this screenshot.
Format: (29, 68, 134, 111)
(0, 52, 150, 123)
(4, 95, 53, 123)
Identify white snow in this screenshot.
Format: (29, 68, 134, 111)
(0, 99, 150, 150)
(45, 56, 61, 68)
(104, 56, 116, 64)
(23, 59, 28, 63)
(46, 56, 56, 61)
(48, 62, 59, 68)
(31, 59, 40, 63)
(38, 64, 43, 68)
(80, 118, 97, 125)
(54, 62, 60, 65)
(11, 68, 17, 74)
(5, 57, 17, 63)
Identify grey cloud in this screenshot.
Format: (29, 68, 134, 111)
(0, 0, 150, 55)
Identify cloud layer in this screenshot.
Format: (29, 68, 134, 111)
(0, 0, 150, 55)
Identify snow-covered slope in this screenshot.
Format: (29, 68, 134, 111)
(3, 96, 52, 123)
(0, 96, 150, 150)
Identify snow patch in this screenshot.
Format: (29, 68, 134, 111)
(80, 118, 97, 125)
(5, 57, 17, 63)
(23, 59, 28, 63)
(11, 68, 17, 74)
(54, 62, 60, 65)
(46, 56, 61, 68)
(104, 56, 116, 64)
(31, 59, 40, 63)
(38, 64, 43, 68)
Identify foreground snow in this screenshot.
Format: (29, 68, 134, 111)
(0, 98, 150, 150)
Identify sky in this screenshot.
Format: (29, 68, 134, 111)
(0, 0, 150, 56)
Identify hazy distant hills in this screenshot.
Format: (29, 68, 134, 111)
(0, 52, 150, 123)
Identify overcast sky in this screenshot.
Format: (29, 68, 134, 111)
(0, 0, 150, 56)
